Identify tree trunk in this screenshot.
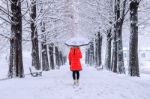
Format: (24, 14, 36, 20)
(88, 49, 90, 65)
(30, 0, 41, 70)
(58, 51, 61, 66)
(8, 39, 14, 78)
(55, 46, 60, 67)
(112, 30, 117, 72)
(59, 51, 63, 66)
(8, 0, 24, 78)
(95, 39, 98, 66)
(112, 0, 125, 73)
(116, 0, 126, 74)
(63, 56, 67, 65)
(116, 26, 125, 73)
(86, 49, 90, 65)
(129, 0, 140, 77)
(49, 44, 55, 69)
(112, 0, 118, 72)
(105, 29, 112, 70)
(89, 42, 94, 66)
(85, 49, 88, 64)
(97, 32, 102, 67)
(40, 19, 49, 71)
(41, 42, 49, 71)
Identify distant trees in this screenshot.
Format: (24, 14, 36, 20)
(32, 0, 68, 71)
(0, 0, 68, 78)
(84, 0, 142, 76)
(85, 32, 102, 67)
(0, 0, 146, 78)
(85, 0, 126, 73)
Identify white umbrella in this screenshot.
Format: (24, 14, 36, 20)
(65, 37, 90, 46)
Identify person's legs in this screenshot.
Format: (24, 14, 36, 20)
(76, 71, 80, 85)
(72, 71, 80, 85)
(72, 71, 76, 85)
(76, 71, 80, 80)
(72, 71, 76, 80)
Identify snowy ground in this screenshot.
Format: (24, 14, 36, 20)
(0, 65, 150, 99)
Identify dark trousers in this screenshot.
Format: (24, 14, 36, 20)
(72, 71, 80, 80)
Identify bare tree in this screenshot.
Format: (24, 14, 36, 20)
(39, 0, 49, 71)
(129, 0, 140, 76)
(8, 0, 24, 78)
(105, 28, 112, 70)
(104, 0, 113, 70)
(49, 43, 54, 69)
(30, 0, 41, 70)
(112, 0, 127, 73)
(95, 32, 102, 67)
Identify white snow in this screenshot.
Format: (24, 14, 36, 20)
(0, 0, 150, 99)
(0, 65, 150, 99)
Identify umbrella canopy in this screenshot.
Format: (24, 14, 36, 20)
(65, 37, 90, 46)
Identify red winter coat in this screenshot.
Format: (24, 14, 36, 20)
(68, 47, 82, 71)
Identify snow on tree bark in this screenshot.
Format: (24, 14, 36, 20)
(112, 0, 126, 73)
(55, 46, 60, 67)
(86, 48, 90, 65)
(112, 30, 118, 73)
(49, 43, 55, 69)
(96, 32, 102, 67)
(85, 49, 88, 64)
(38, 0, 49, 71)
(41, 39, 49, 71)
(85, 32, 102, 67)
(116, 0, 126, 74)
(59, 51, 63, 66)
(40, 13, 49, 71)
(129, 0, 140, 77)
(89, 42, 94, 66)
(8, 39, 15, 78)
(30, 0, 41, 70)
(8, 0, 24, 78)
(112, 0, 118, 73)
(105, 29, 112, 70)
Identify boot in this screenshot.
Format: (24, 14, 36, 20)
(76, 80, 79, 86)
(73, 80, 76, 85)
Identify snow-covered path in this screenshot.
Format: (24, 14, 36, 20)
(0, 65, 150, 99)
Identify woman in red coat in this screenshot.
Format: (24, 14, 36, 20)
(68, 47, 82, 86)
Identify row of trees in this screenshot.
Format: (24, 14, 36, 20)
(0, 0, 148, 78)
(0, 0, 69, 78)
(85, 0, 141, 76)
